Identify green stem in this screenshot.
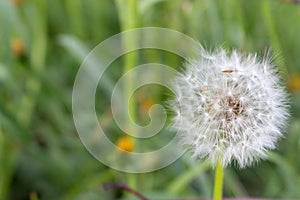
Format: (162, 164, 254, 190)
(261, 0, 288, 77)
(65, 0, 85, 38)
(17, 0, 47, 127)
(167, 160, 210, 194)
(114, 0, 139, 190)
(0, 125, 17, 199)
(114, 0, 139, 138)
(213, 160, 224, 200)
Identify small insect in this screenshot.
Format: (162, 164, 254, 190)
(222, 69, 235, 73)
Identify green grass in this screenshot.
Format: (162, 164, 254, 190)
(1, 0, 300, 199)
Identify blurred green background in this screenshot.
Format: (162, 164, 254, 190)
(1, 0, 300, 199)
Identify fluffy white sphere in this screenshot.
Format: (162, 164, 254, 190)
(170, 48, 289, 168)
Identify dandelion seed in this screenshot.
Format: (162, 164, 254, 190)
(170, 47, 289, 168)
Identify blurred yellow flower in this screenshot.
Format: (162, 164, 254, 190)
(288, 74, 300, 93)
(116, 136, 134, 152)
(139, 97, 154, 115)
(11, 38, 25, 58)
(11, 0, 23, 6)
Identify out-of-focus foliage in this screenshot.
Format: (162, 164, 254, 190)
(0, 0, 300, 199)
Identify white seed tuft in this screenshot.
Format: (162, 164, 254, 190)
(170, 47, 290, 168)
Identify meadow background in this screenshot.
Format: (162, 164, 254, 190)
(1, 0, 300, 199)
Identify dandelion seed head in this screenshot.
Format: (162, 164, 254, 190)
(170, 47, 289, 168)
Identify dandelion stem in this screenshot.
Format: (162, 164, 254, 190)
(213, 160, 224, 200)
